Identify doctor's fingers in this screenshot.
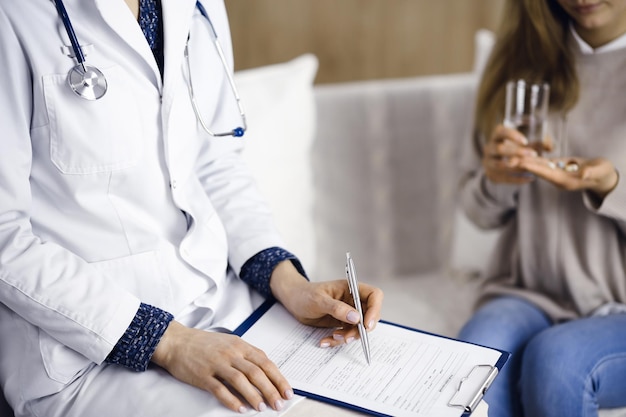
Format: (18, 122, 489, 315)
(154, 325, 291, 413)
(207, 345, 292, 412)
(361, 283, 384, 331)
(320, 325, 361, 348)
(319, 284, 383, 348)
(221, 355, 292, 412)
(325, 283, 383, 329)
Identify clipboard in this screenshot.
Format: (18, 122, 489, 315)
(235, 300, 510, 417)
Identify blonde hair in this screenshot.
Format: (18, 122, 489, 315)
(473, 0, 579, 152)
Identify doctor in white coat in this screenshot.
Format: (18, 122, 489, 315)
(0, 0, 383, 416)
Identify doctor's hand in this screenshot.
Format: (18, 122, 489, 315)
(151, 322, 293, 414)
(482, 124, 539, 185)
(270, 261, 384, 348)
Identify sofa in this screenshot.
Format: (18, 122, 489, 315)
(2, 31, 625, 417)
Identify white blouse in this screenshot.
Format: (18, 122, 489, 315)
(570, 24, 626, 54)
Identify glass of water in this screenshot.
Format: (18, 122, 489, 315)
(504, 79, 551, 155)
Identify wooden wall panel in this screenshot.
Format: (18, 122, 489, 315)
(225, 0, 504, 84)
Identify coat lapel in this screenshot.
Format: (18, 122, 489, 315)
(161, 0, 197, 96)
(94, 0, 164, 88)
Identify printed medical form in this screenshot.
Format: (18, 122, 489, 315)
(237, 302, 508, 417)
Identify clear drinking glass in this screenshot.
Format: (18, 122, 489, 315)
(504, 80, 551, 155)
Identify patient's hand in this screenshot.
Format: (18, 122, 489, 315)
(482, 124, 538, 185)
(519, 156, 618, 203)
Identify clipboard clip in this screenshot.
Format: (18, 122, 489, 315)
(448, 364, 498, 413)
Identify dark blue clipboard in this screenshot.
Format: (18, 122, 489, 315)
(234, 300, 510, 417)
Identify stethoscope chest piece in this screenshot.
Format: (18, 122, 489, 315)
(68, 64, 107, 100)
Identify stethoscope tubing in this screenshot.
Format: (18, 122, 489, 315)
(195, 1, 246, 128)
(52, 0, 86, 66)
(194, 1, 218, 39)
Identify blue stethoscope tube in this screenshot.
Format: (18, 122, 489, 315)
(52, 0, 85, 65)
(194, 1, 217, 39)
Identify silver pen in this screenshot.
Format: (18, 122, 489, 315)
(345, 252, 372, 365)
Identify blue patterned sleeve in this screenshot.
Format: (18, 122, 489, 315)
(105, 249, 305, 371)
(105, 303, 174, 372)
(239, 247, 309, 299)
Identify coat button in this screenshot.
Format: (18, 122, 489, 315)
(170, 180, 177, 189)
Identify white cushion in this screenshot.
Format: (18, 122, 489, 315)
(448, 30, 498, 278)
(235, 54, 319, 273)
(472, 29, 496, 76)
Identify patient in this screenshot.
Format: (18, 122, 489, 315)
(457, 0, 626, 416)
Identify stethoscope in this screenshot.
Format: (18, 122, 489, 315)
(53, 0, 107, 101)
(52, 0, 246, 137)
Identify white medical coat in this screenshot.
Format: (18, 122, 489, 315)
(0, 0, 284, 410)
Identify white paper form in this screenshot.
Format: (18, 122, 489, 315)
(240, 303, 505, 417)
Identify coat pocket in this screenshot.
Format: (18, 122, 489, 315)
(43, 65, 142, 174)
(39, 330, 92, 385)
